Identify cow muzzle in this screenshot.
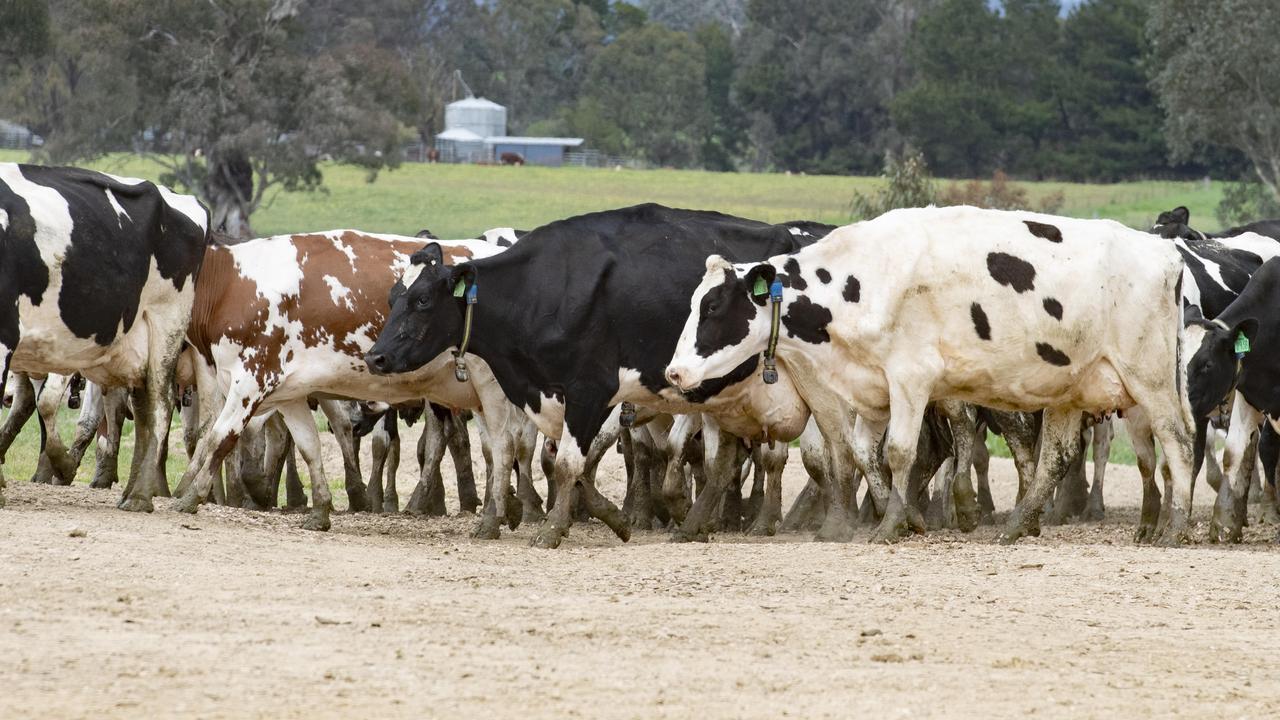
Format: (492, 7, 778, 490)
(665, 365, 699, 392)
(364, 352, 391, 375)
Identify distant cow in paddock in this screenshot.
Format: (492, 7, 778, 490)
(0, 163, 208, 509)
(173, 229, 540, 531)
(666, 206, 1199, 545)
(499, 152, 525, 166)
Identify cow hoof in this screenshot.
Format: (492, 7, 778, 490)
(471, 515, 501, 540)
(995, 527, 1023, 546)
(522, 505, 546, 525)
(1207, 518, 1242, 545)
(955, 503, 980, 533)
(1082, 502, 1105, 523)
(503, 503, 523, 532)
(383, 501, 400, 514)
(1132, 524, 1156, 544)
(241, 497, 266, 512)
(746, 515, 779, 537)
(669, 528, 708, 543)
(345, 486, 370, 514)
(531, 524, 567, 549)
(301, 509, 331, 532)
(1154, 530, 1189, 548)
(119, 495, 156, 514)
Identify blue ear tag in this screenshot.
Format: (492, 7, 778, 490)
(453, 279, 466, 298)
(769, 279, 784, 302)
(753, 276, 768, 297)
(1235, 332, 1251, 358)
(465, 282, 478, 304)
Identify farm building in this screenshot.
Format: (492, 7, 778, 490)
(434, 96, 583, 167)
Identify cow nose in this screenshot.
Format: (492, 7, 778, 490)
(365, 353, 388, 374)
(665, 367, 686, 389)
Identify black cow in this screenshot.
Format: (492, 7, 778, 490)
(366, 204, 823, 547)
(1147, 206, 1280, 541)
(0, 164, 208, 510)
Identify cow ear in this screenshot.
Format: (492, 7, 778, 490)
(705, 254, 733, 273)
(449, 262, 477, 298)
(1183, 305, 1205, 325)
(1233, 317, 1259, 343)
(410, 243, 444, 268)
(743, 263, 777, 307)
(415, 228, 438, 240)
(1171, 206, 1190, 225)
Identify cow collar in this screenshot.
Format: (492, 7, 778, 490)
(453, 280, 478, 382)
(762, 278, 784, 384)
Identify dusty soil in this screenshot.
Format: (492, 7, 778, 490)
(2, 427, 1279, 720)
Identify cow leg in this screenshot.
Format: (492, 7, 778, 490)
(263, 412, 291, 508)
(576, 423, 632, 541)
(230, 417, 273, 509)
(869, 381, 933, 544)
(532, 425, 592, 549)
(1211, 396, 1262, 544)
(90, 388, 128, 489)
(271, 401, 331, 531)
(1119, 410, 1162, 543)
(620, 429, 638, 519)
(998, 408, 1084, 545)
(60, 381, 104, 484)
(446, 411, 480, 514)
(849, 414, 889, 521)
(1046, 423, 1090, 525)
(0, 373, 36, 463)
(171, 371, 267, 514)
(1202, 427, 1224, 493)
(1083, 419, 1112, 521)
(747, 442, 787, 536)
(366, 414, 391, 514)
(513, 420, 544, 524)
(623, 428, 653, 528)
(31, 375, 68, 484)
(743, 445, 766, 528)
(660, 413, 701, 524)
(782, 419, 828, 532)
(939, 401, 980, 532)
(718, 443, 751, 532)
(972, 431, 995, 524)
(284, 443, 306, 510)
(118, 319, 181, 512)
(319, 399, 368, 513)
(383, 416, 401, 513)
(406, 408, 448, 517)
(1257, 423, 1280, 525)
(672, 416, 742, 542)
(473, 404, 521, 540)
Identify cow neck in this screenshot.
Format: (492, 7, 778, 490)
(450, 251, 522, 369)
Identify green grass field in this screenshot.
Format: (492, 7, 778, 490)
(1, 150, 1217, 488)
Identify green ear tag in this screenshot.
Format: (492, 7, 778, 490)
(753, 276, 768, 297)
(1235, 332, 1251, 355)
(453, 279, 466, 298)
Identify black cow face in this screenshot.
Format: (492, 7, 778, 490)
(365, 243, 471, 375)
(1186, 317, 1258, 418)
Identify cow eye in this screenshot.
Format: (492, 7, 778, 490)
(416, 295, 430, 309)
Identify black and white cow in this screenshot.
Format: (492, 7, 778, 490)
(365, 204, 821, 548)
(0, 163, 208, 509)
(665, 205, 1200, 545)
(1151, 208, 1280, 541)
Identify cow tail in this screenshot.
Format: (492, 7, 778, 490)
(34, 383, 47, 454)
(1191, 416, 1208, 481)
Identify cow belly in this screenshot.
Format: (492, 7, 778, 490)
(942, 358, 1134, 413)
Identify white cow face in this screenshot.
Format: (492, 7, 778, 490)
(665, 255, 776, 392)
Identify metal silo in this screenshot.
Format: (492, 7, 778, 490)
(444, 97, 507, 139)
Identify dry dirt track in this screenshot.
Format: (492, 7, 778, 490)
(2, 434, 1280, 719)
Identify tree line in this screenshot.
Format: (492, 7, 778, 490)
(2, 0, 1279, 233)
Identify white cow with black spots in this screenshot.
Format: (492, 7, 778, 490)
(665, 205, 1200, 545)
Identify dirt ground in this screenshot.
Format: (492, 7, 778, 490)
(2, 425, 1279, 720)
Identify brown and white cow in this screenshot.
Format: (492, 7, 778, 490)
(172, 230, 518, 530)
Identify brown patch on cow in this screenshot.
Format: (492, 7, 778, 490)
(187, 245, 287, 388)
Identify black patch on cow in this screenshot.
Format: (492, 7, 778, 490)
(783, 258, 807, 290)
(782, 295, 831, 344)
(694, 270, 755, 358)
(842, 276, 860, 303)
(1023, 220, 1062, 243)
(1035, 342, 1071, 366)
(775, 272, 791, 289)
(970, 303, 991, 340)
(496, 237, 512, 247)
(815, 268, 831, 284)
(1042, 297, 1063, 320)
(987, 252, 1036, 293)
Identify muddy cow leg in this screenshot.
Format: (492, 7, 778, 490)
(318, 399, 368, 513)
(718, 442, 751, 533)
(971, 426, 995, 524)
(271, 401, 331, 530)
(672, 416, 742, 543)
(406, 408, 448, 517)
(118, 315, 182, 513)
(532, 401, 622, 549)
(1046, 420, 1090, 525)
(660, 414, 701, 525)
(1211, 396, 1262, 544)
(0, 373, 36, 463)
(935, 401, 979, 531)
(743, 445, 766, 529)
(445, 411, 480, 514)
(366, 412, 391, 513)
(998, 407, 1085, 545)
(262, 412, 291, 508)
(1257, 422, 1280, 525)
(747, 441, 788, 536)
(623, 428, 651, 528)
(1121, 409, 1161, 544)
(62, 381, 104, 484)
(90, 388, 128, 490)
(781, 418, 826, 532)
(1083, 418, 1112, 521)
(512, 419, 544, 524)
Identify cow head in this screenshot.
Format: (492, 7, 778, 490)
(1185, 316, 1258, 419)
(364, 243, 475, 376)
(1151, 206, 1196, 240)
(665, 255, 776, 392)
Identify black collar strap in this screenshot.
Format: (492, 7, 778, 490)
(453, 281, 478, 382)
(762, 278, 784, 384)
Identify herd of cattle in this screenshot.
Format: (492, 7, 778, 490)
(3, 162, 1280, 548)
